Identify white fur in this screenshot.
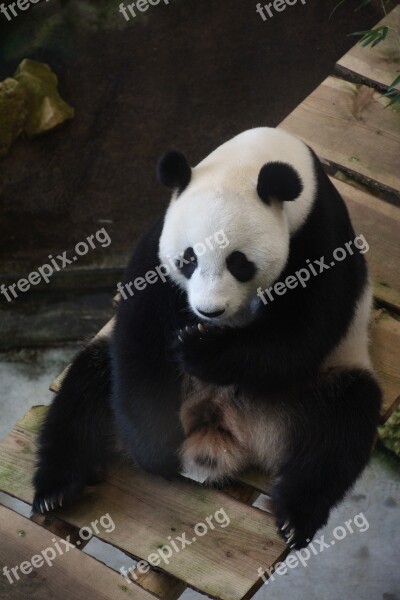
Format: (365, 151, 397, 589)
(159, 128, 316, 324)
(323, 281, 373, 371)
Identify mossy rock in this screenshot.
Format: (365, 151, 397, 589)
(379, 407, 400, 459)
(0, 78, 28, 156)
(0, 59, 74, 156)
(14, 59, 74, 137)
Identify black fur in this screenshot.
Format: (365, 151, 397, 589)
(179, 246, 197, 279)
(32, 144, 381, 551)
(226, 251, 256, 283)
(257, 161, 303, 203)
(157, 150, 191, 192)
(272, 368, 381, 548)
(111, 217, 188, 476)
(33, 338, 114, 514)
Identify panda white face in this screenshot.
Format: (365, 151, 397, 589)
(158, 128, 316, 326)
(159, 188, 290, 325)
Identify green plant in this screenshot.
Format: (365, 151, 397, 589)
(331, 0, 400, 107)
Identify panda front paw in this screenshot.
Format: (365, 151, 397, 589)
(33, 488, 67, 515)
(173, 324, 232, 383)
(32, 467, 87, 515)
(272, 480, 331, 549)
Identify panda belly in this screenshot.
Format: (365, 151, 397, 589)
(179, 376, 287, 483)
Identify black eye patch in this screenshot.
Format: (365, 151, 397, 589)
(176, 247, 197, 279)
(226, 251, 256, 283)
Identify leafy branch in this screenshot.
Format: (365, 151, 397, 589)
(382, 74, 400, 107)
(350, 25, 389, 47)
(331, 0, 400, 108)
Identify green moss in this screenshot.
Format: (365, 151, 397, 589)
(379, 407, 400, 460)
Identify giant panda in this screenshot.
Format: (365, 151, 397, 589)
(33, 127, 381, 549)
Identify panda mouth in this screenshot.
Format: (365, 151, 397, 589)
(196, 308, 226, 319)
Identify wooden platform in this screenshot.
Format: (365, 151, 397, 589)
(1, 8, 399, 600)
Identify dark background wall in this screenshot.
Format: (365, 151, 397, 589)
(0, 0, 393, 345)
(0, 0, 391, 273)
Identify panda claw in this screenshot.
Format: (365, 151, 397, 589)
(44, 499, 50, 512)
(198, 323, 205, 333)
(281, 520, 290, 531)
(59, 495, 63, 507)
(287, 533, 295, 545)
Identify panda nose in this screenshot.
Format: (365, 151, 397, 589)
(197, 308, 225, 318)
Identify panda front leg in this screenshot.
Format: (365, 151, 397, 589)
(272, 368, 381, 549)
(33, 337, 115, 514)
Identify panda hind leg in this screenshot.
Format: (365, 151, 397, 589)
(271, 368, 381, 549)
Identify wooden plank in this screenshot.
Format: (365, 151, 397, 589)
(280, 76, 400, 197)
(336, 6, 400, 90)
(129, 474, 262, 598)
(0, 410, 183, 600)
(30, 513, 92, 550)
(332, 177, 400, 312)
(236, 471, 271, 496)
(53, 471, 287, 600)
(0, 408, 287, 600)
(0, 505, 154, 600)
(126, 568, 185, 600)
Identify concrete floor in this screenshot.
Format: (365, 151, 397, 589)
(1, 346, 399, 600)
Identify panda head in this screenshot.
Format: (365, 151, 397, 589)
(158, 128, 316, 326)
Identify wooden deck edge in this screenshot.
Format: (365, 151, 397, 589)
(325, 158, 400, 204)
(380, 394, 400, 424)
(373, 282, 400, 315)
(334, 63, 394, 94)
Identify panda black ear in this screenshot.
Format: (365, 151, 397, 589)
(157, 151, 192, 193)
(257, 162, 303, 204)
